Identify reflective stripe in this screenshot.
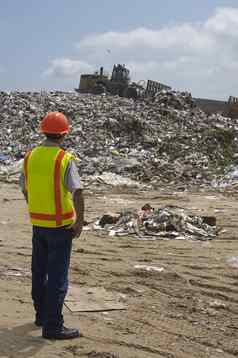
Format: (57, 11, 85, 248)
(24, 150, 32, 190)
(30, 211, 74, 221)
(54, 150, 65, 226)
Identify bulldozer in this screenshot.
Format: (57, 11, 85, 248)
(75, 64, 140, 99)
(226, 96, 238, 118)
(75, 64, 171, 99)
(194, 95, 238, 119)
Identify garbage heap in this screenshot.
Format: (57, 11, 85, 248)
(92, 204, 217, 241)
(0, 90, 238, 188)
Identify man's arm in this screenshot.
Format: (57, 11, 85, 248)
(19, 172, 28, 203)
(71, 188, 84, 237)
(64, 159, 84, 238)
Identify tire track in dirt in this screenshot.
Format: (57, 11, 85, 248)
(86, 335, 176, 358)
(132, 317, 237, 358)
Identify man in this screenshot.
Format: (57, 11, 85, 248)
(20, 112, 84, 340)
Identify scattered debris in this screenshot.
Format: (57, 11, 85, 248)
(209, 300, 227, 309)
(92, 204, 217, 240)
(134, 265, 164, 273)
(226, 256, 238, 268)
(0, 267, 30, 277)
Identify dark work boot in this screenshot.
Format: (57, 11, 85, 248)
(42, 326, 80, 340)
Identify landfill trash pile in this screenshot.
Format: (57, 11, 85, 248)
(152, 90, 195, 110)
(84, 172, 144, 189)
(90, 204, 217, 241)
(0, 90, 238, 187)
(0, 159, 23, 183)
(212, 164, 238, 190)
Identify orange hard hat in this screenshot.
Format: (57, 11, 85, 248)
(40, 112, 70, 135)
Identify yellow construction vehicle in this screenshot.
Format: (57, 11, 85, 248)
(75, 64, 171, 99)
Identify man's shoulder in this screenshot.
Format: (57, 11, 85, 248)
(24, 145, 41, 157)
(64, 151, 76, 160)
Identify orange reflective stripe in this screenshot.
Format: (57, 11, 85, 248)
(30, 211, 74, 221)
(54, 149, 65, 226)
(24, 150, 32, 190)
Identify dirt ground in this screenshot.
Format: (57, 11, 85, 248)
(1, 183, 238, 358)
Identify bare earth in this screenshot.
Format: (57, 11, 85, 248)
(1, 183, 238, 358)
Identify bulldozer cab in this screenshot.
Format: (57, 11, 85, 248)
(111, 64, 130, 83)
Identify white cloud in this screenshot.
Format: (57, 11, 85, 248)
(78, 25, 213, 54)
(205, 7, 238, 37)
(44, 58, 93, 78)
(45, 7, 238, 99)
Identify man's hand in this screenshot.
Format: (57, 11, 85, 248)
(23, 190, 28, 203)
(68, 220, 83, 238)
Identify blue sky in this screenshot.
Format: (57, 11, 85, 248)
(1, 0, 238, 98)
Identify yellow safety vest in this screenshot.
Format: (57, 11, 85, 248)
(24, 146, 75, 228)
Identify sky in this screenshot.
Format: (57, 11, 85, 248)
(1, 0, 238, 99)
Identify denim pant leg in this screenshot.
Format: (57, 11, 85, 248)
(44, 227, 73, 330)
(31, 226, 48, 321)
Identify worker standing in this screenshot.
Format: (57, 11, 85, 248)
(20, 112, 84, 340)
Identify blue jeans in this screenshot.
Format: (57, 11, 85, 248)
(31, 225, 73, 330)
